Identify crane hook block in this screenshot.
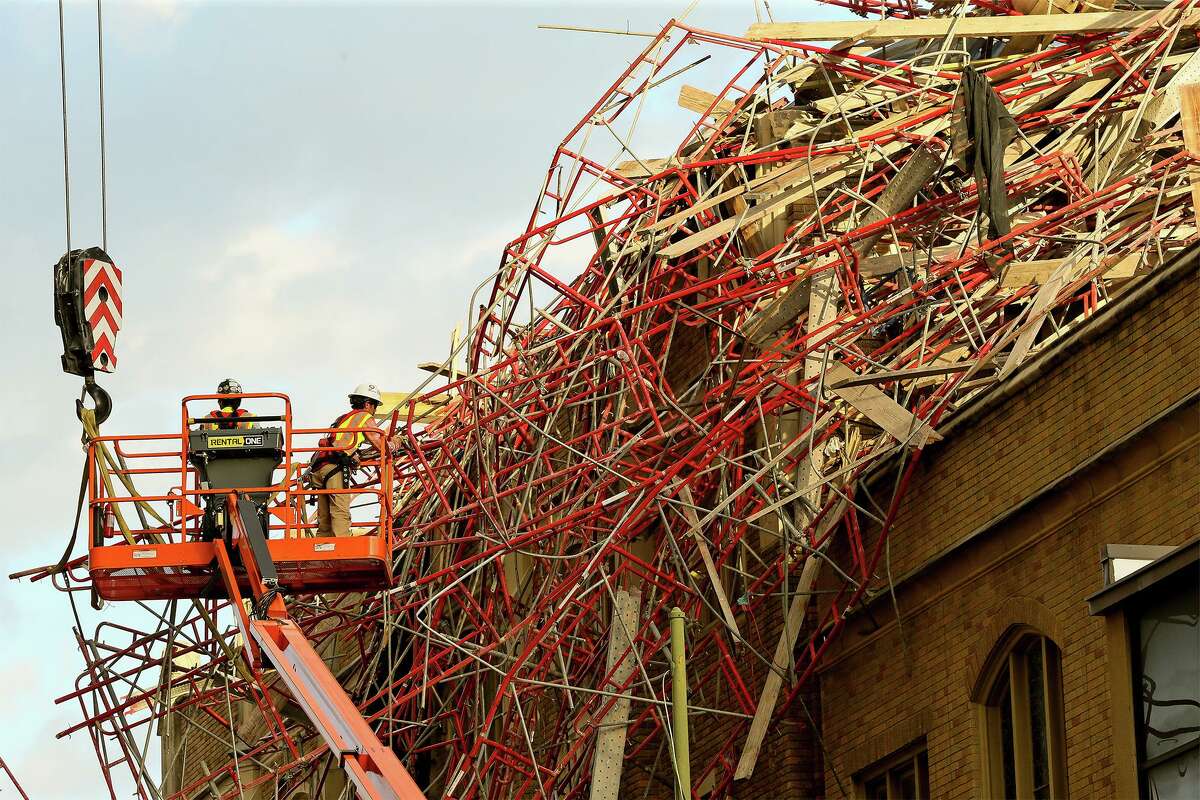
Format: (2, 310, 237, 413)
(54, 247, 123, 376)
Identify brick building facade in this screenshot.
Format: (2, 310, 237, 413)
(812, 253, 1198, 798)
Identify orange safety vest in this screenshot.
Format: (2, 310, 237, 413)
(313, 409, 376, 465)
(204, 406, 251, 430)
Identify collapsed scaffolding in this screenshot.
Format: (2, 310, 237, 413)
(19, 1, 1200, 797)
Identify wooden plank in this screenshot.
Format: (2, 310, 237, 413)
(999, 258, 1065, 289)
(826, 362, 942, 445)
(676, 485, 742, 641)
(1001, 0, 1077, 56)
(417, 361, 457, 378)
(678, 85, 734, 116)
(1179, 83, 1200, 217)
(746, 10, 1199, 42)
(858, 245, 961, 277)
(733, 556, 819, 781)
(829, 361, 977, 388)
(997, 258, 1074, 380)
(377, 391, 447, 423)
(588, 588, 642, 800)
(1001, 252, 1143, 289)
(736, 274, 840, 780)
(615, 157, 676, 179)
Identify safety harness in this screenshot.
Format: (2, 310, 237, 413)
(204, 406, 250, 430)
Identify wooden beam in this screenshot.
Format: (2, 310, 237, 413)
(377, 391, 447, 423)
(677, 85, 734, 116)
(1000, 253, 1142, 288)
(826, 362, 942, 445)
(746, 10, 1199, 42)
(1179, 83, 1200, 217)
(676, 485, 742, 641)
(829, 361, 978, 389)
(734, 558, 818, 780)
(588, 588, 642, 800)
(858, 245, 961, 277)
(997, 258, 1074, 380)
(615, 157, 676, 179)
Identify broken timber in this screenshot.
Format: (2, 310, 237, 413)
(746, 9, 1200, 42)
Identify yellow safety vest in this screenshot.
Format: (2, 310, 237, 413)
(330, 409, 376, 453)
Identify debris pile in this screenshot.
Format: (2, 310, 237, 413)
(43, 2, 1200, 797)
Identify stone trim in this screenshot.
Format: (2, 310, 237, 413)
(965, 596, 1064, 701)
(842, 708, 933, 777)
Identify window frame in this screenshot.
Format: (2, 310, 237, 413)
(1128, 569, 1200, 798)
(1088, 538, 1200, 798)
(855, 739, 929, 800)
(974, 628, 1068, 799)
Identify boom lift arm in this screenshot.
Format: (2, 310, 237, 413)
(213, 492, 427, 800)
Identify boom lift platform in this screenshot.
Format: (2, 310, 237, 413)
(86, 392, 427, 800)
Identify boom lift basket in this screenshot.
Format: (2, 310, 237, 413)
(87, 392, 395, 601)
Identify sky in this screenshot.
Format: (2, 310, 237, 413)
(0, 1, 840, 796)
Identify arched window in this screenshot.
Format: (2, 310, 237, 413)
(976, 629, 1068, 799)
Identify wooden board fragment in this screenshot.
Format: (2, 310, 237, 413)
(1001, 252, 1144, 289)
(829, 361, 977, 389)
(1141, 52, 1200, 129)
(826, 362, 942, 445)
(733, 555, 819, 781)
(997, 259, 1074, 380)
(746, 10, 1200, 42)
(858, 245, 961, 277)
(1179, 83, 1200, 217)
(677, 485, 742, 641)
(377, 391, 447, 423)
(588, 588, 642, 800)
(678, 85, 734, 116)
(615, 157, 676, 179)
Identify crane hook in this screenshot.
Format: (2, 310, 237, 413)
(77, 376, 112, 426)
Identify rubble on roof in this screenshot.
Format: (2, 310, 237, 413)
(51, 2, 1200, 797)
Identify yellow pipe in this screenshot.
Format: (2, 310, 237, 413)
(669, 607, 690, 800)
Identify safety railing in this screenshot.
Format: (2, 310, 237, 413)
(86, 393, 393, 552)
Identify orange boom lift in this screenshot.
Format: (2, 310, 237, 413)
(84, 391, 427, 800)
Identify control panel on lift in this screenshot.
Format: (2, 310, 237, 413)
(187, 427, 284, 498)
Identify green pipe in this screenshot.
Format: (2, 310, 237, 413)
(669, 607, 691, 800)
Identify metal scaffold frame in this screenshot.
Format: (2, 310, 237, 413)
(16, 1, 1200, 797)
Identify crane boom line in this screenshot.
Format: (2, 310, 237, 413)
(57, 0, 72, 257)
(96, 0, 108, 251)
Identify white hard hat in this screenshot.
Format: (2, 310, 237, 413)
(349, 383, 382, 403)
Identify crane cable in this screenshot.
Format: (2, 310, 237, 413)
(56, 0, 71, 256)
(97, 0, 109, 251)
(56, 0, 110, 254)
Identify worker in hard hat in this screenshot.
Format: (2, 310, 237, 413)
(204, 378, 252, 430)
(307, 383, 387, 537)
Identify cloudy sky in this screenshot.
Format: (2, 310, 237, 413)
(0, 1, 838, 795)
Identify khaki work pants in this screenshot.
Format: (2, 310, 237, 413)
(312, 462, 353, 537)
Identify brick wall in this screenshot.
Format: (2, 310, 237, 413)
(815, 265, 1199, 798)
(885, 267, 1198, 580)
